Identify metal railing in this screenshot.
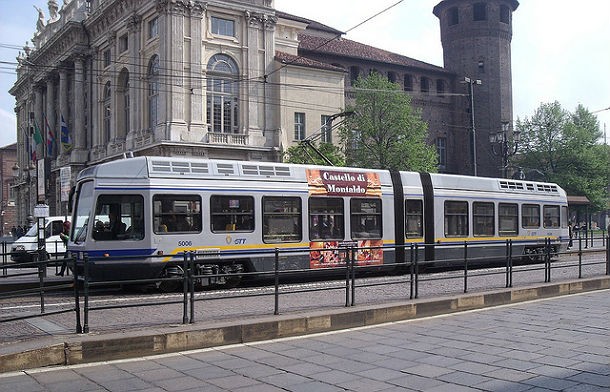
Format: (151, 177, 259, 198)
(1, 236, 608, 334)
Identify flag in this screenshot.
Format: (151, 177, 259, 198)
(44, 113, 55, 157)
(32, 120, 43, 145)
(60, 114, 72, 152)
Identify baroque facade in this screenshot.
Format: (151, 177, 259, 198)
(10, 0, 518, 223)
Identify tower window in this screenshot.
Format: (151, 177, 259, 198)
(436, 79, 446, 97)
(448, 7, 459, 26)
(500, 5, 510, 24)
(473, 3, 487, 21)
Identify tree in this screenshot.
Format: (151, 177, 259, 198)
(515, 102, 609, 211)
(284, 142, 345, 166)
(339, 73, 438, 172)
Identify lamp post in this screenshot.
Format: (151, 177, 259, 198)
(463, 77, 482, 176)
(489, 121, 521, 178)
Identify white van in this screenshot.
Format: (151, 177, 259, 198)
(10, 216, 70, 263)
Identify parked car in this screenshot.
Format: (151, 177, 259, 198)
(10, 216, 69, 263)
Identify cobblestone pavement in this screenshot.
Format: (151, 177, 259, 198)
(1, 289, 609, 391)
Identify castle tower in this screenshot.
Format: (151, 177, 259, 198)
(434, 0, 519, 177)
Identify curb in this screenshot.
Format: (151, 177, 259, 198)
(1, 276, 609, 373)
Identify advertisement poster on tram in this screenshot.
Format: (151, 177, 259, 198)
(306, 169, 383, 269)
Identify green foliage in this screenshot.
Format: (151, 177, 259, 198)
(339, 73, 438, 172)
(515, 102, 609, 211)
(284, 142, 345, 166)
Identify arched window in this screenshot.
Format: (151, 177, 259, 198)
(147, 55, 160, 131)
(206, 54, 239, 134)
(117, 68, 129, 139)
(420, 77, 430, 93)
(103, 82, 111, 143)
(436, 79, 446, 97)
(404, 74, 413, 91)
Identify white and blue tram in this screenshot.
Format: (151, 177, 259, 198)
(68, 156, 569, 282)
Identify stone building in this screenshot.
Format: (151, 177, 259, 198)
(0, 144, 17, 237)
(10, 0, 518, 222)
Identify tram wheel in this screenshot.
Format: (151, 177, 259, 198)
(157, 265, 184, 292)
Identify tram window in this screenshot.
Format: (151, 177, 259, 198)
(473, 202, 494, 236)
(72, 181, 94, 243)
(153, 195, 201, 234)
(499, 203, 518, 236)
(522, 204, 540, 228)
(444, 201, 468, 237)
(405, 199, 423, 238)
(92, 195, 144, 241)
(561, 206, 568, 228)
(210, 195, 254, 233)
(350, 198, 382, 240)
(543, 205, 560, 228)
(309, 198, 344, 241)
(262, 196, 302, 243)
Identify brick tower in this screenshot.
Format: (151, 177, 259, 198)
(434, 0, 519, 177)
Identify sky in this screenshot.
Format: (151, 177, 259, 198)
(0, 0, 609, 148)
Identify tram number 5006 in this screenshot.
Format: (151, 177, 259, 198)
(178, 240, 193, 247)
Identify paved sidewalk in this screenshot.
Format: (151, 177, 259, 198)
(1, 289, 609, 391)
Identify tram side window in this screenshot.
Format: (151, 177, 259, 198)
(153, 195, 201, 234)
(522, 204, 540, 229)
(543, 205, 560, 228)
(444, 201, 468, 237)
(350, 198, 382, 240)
(92, 195, 144, 241)
(262, 196, 302, 243)
(499, 203, 518, 236)
(561, 206, 568, 228)
(309, 198, 344, 241)
(405, 199, 423, 238)
(473, 202, 494, 236)
(210, 195, 254, 233)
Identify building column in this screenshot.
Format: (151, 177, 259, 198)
(34, 87, 44, 162)
(58, 69, 69, 155)
(45, 77, 56, 159)
(73, 56, 86, 154)
(127, 15, 141, 137)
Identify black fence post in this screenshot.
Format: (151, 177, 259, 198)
(606, 235, 609, 276)
(83, 253, 90, 333)
(544, 238, 551, 283)
(414, 244, 420, 299)
(33, 253, 45, 314)
(409, 244, 414, 300)
(72, 255, 82, 334)
(345, 246, 350, 307)
(463, 242, 468, 294)
(189, 253, 195, 324)
(182, 253, 189, 324)
(606, 236, 610, 275)
(2, 241, 7, 277)
(274, 248, 280, 315)
(350, 247, 356, 307)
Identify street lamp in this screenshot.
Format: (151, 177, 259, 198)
(489, 121, 521, 178)
(463, 77, 482, 176)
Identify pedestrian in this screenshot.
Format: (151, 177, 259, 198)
(11, 226, 16, 238)
(56, 220, 70, 276)
(567, 221, 573, 249)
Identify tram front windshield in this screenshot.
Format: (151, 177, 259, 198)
(72, 181, 95, 244)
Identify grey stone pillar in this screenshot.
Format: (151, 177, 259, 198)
(45, 78, 56, 158)
(74, 57, 85, 152)
(58, 69, 69, 154)
(127, 15, 141, 137)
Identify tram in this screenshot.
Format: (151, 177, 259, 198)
(68, 156, 569, 284)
